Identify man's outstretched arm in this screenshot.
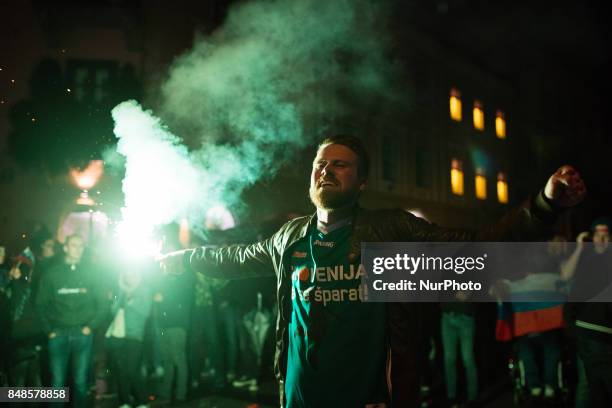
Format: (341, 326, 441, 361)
(159, 219, 297, 280)
(396, 165, 586, 242)
(188, 238, 277, 279)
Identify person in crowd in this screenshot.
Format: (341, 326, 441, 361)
(564, 218, 612, 408)
(440, 294, 478, 407)
(574, 353, 590, 408)
(189, 270, 225, 389)
(0, 245, 9, 288)
(161, 135, 585, 407)
(138, 259, 165, 382)
(154, 248, 194, 404)
(144, 303, 165, 380)
(0, 244, 9, 382)
(106, 269, 153, 408)
(216, 280, 241, 386)
(5, 228, 58, 388)
(35, 234, 106, 407)
(492, 235, 571, 401)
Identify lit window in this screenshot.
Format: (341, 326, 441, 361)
(451, 159, 464, 196)
(473, 100, 484, 130)
(449, 88, 462, 121)
(495, 110, 506, 139)
(497, 172, 508, 203)
(475, 168, 487, 200)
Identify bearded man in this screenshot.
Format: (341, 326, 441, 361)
(163, 135, 586, 408)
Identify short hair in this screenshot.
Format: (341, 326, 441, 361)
(29, 226, 52, 253)
(591, 217, 611, 232)
(318, 134, 370, 180)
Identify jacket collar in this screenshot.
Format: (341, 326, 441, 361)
(296, 206, 368, 262)
(302, 205, 363, 238)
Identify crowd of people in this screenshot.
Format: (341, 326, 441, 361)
(0, 227, 276, 408)
(438, 218, 612, 408)
(0, 136, 609, 408)
(0, 222, 610, 408)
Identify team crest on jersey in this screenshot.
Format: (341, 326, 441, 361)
(297, 266, 310, 281)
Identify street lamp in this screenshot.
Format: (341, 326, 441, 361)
(65, 160, 105, 243)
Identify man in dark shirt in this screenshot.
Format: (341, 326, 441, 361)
(36, 234, 106, 407)
(565, 218, 612, 408)
(5, 231, 57, 388)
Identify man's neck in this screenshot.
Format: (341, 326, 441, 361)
(316, 203, 356, 227)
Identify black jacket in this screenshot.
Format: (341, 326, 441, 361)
(35, 261, 107, 334)
(188, 192, 556, 406)
(155, 270, 194, 331)
(7, 257, 56, 341)
(566, 249, 612, 344)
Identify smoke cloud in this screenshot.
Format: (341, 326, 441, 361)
(110, 0, 396, 246)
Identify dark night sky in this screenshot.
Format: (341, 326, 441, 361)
(395, 0, 611, 211)
(1, 0, 610, 216)
(422, 1, 610, 143)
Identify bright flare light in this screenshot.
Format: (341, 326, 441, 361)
(114, 218, 162, 261)
(70, 160, 104, 189)
(111, 101, 204, 259)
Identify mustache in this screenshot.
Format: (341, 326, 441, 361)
(317, 176, 338, 186)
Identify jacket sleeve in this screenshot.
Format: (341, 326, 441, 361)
(125, 285, 153, 322)
(35, 273, 53, 334)
(88, 274, 109, 330)
(397, 190, 558, 242)
(188, 233, 279, 280)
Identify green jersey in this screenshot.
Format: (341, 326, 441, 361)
(285, 222, 388, 407)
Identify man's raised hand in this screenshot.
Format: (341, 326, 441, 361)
(156, 249, 189, 275)
(544, 165, 586, 208)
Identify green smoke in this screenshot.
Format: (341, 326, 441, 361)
(112, 0, 396, 239)
(161, 0, 394, 163)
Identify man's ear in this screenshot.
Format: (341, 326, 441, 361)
(359, 180, 367, 191)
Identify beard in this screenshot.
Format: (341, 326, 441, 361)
(309, 183, 360, 210)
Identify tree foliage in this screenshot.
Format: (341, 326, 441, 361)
(8, 58, 142, 173)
